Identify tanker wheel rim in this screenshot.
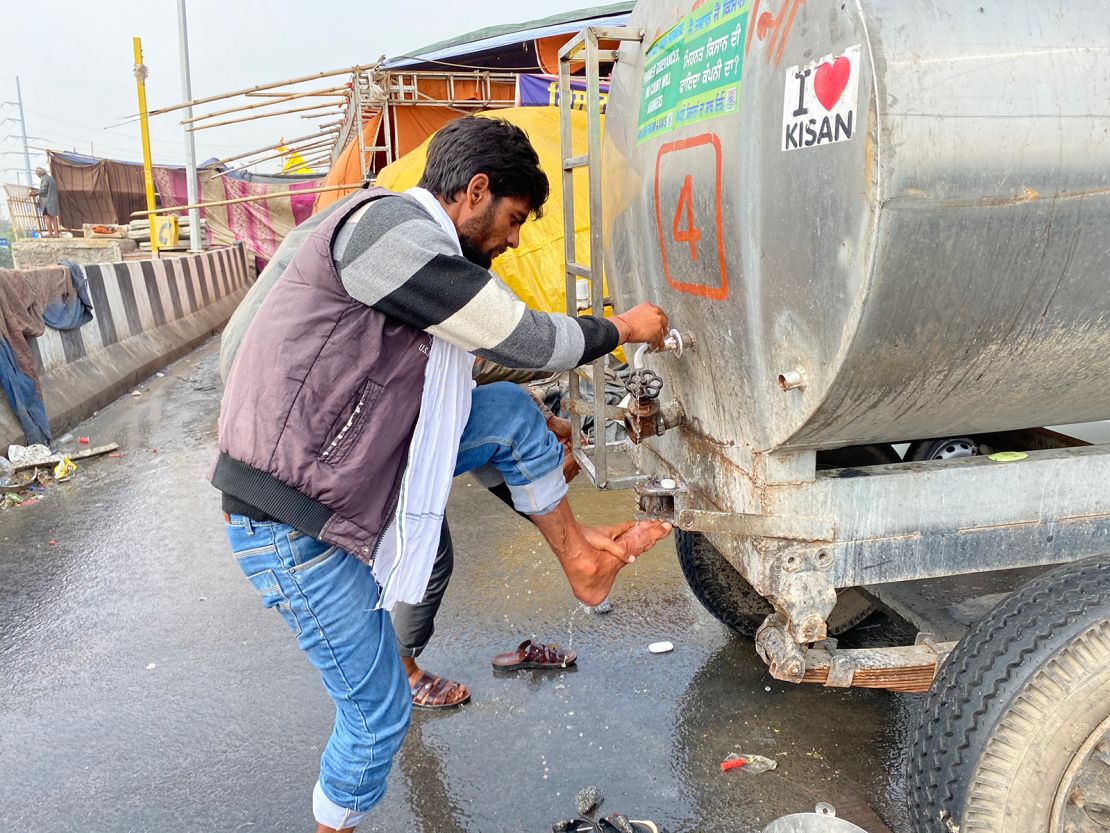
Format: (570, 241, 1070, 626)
(928, 438, 977, 460)
(1050, 713, 1110, 832)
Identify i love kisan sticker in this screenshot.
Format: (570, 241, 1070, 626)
(781, 44, 861, 152)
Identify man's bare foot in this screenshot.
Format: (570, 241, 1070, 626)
(530, 499, 672, 605)
(613, 521, 673, 561)
(401, 656, 470, 709)
(563, 520, 671, 604)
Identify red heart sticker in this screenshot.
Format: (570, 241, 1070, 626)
(813, 56, 851, 111)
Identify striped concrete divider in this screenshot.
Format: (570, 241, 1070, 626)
(28, 245, 251, 376)
(2, 243, 253, 448)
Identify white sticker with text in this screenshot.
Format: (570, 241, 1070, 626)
(782, 45, 861, 152)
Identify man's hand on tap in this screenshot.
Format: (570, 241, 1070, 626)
(611, 302, 669, 351)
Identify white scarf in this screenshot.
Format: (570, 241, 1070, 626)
(371, 188, 475, 610)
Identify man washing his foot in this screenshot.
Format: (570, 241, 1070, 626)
(213, 116, 671, 832)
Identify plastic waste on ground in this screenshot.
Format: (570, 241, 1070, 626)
(7, 444, 53, 468)
(52, 457, 77, 482)
(720, 752, 777, 774)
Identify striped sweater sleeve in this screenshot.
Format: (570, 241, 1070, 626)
(333, 195, 619, 371)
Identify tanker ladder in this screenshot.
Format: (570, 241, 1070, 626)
(558, 23, 649, 489)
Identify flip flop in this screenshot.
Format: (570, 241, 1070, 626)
(552, 818, 599, 832)
(409, 671, 470, 710)
(554, 815, 666, 833)
(491, 639, 577, 671)
(597, 815, 666, 833)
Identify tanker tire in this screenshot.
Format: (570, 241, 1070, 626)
(816, 443, 902, 468)
(675, 529, 875, 639)
(907, 555, 1110, 833)
(905, 437, 978, 462)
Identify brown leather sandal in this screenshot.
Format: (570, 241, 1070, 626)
(491, 639, 577, 671)
(409, 671, 471, 709)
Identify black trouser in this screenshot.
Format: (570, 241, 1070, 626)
(391, 483, 520, 659)
(391, 519, 454, 658)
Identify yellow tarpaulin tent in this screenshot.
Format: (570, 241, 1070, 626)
(376, 106, 609, 320)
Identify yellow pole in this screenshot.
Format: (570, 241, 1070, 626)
(133, 37, 159, 255)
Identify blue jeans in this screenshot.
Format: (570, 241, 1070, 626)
(454, 382, 567, 514)
(226, 516, 410, 829)
(224, 381, 565, 827)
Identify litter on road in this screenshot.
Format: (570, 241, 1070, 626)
(720, 753, 778, 775)
(10, 443, 119, 473)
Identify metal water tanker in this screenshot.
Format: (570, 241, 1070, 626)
(600, 0, 1110, 454)
(557, 6, 1110, 829)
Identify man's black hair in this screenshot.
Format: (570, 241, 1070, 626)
(418, 117, 549, 218)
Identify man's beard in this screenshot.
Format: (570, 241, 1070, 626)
(456, 200, 499, 269)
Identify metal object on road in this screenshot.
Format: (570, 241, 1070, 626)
(763, 804, 866, 833)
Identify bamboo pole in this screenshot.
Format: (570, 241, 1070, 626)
(292, 150, 334, 164)
(245, 89, 349, 98)
(181, 86, 348, 124)
(147, 65, 369, 117)
(209, 128, 339, 167)
(282, 155, 331, 172)
(281, 155, 331, 169)
(187, 101, 344, 132)
(211, 139, 337, 178)
(130, 182, 366, 217)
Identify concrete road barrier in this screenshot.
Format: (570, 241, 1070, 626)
(1, 244, 253, 449)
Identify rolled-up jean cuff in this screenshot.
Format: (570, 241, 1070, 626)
(314, 780, 368, 830)
(508, 465, 568, 516)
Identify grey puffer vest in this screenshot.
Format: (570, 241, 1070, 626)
(211, 188, 431, 563)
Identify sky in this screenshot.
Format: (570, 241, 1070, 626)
(0, 0, 611, 185)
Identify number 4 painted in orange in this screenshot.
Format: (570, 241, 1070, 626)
(672, 175, 702, 261)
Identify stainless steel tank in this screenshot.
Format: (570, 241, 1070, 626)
(603, 0, 1110, 455)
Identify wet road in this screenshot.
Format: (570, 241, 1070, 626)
(0, 338, 919, 833)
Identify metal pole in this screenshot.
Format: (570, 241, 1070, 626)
(176, 0, 202, 252)
(558, 40, 583, 461)
(381, 82, 394, 167)
(15, 76, 32, 186)
(353, 74, 367, 180)
(133, 37, 159, 255)
(585, 29, 607, 486)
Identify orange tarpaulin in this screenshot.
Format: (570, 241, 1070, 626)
(313, 111, 382, 213)
(391, 77, 516, 157)
(314, 75, 519, 214)
(393, 107, 459, 158)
